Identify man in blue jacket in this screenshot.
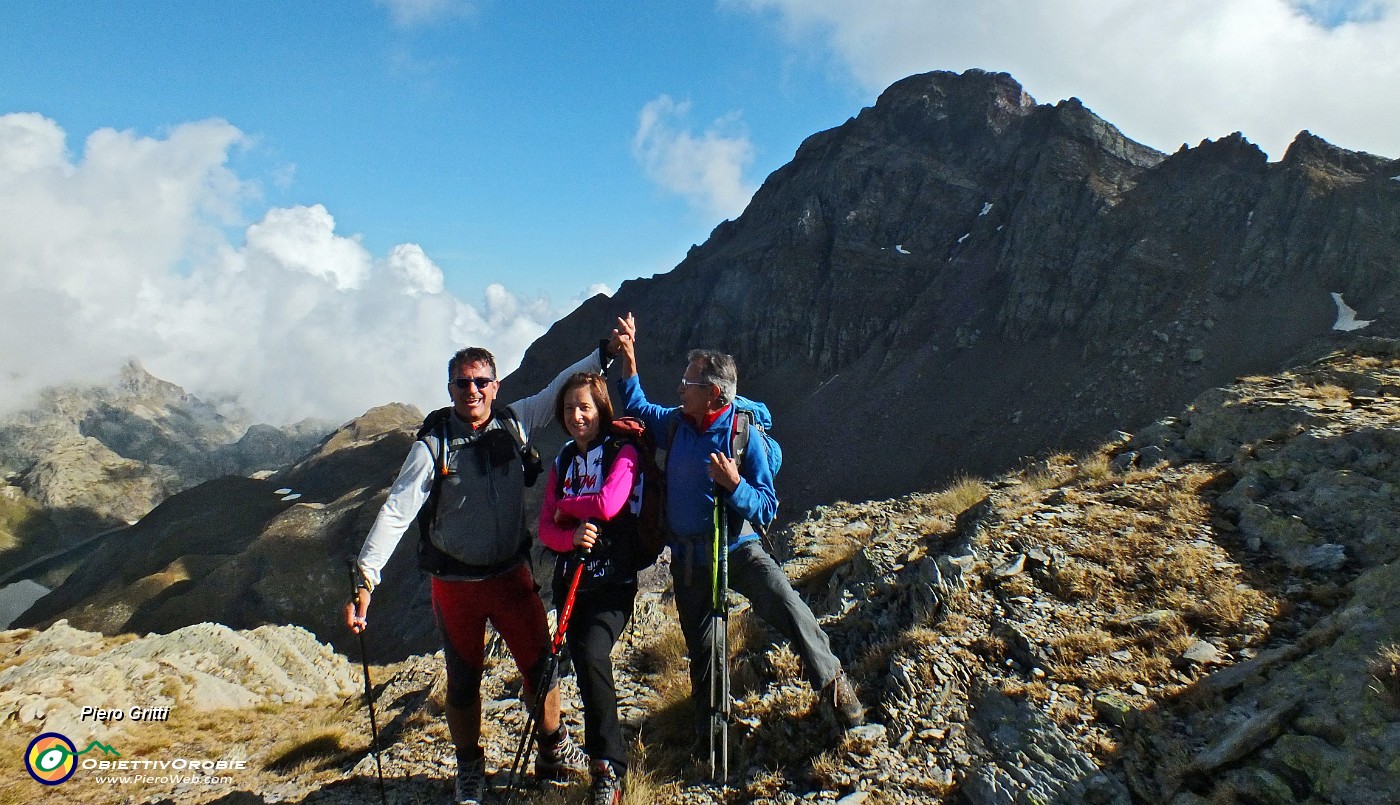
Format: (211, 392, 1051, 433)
(611, 314, 864, 740)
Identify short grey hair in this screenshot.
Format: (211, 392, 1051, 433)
(448, 347, 497, 381)
(686, 349, 737, 406)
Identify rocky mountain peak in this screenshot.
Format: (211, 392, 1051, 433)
(867, 69, 1036, 138)
(1282, 128, 1395, 174)
(113, 358, 187, 403)
(507, 68, 1400, 514)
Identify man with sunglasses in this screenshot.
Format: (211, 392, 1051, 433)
(347, 340, 618, 805)
(610, 314, 865, 753)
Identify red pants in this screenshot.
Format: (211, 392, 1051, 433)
(432, 563, 553, 707)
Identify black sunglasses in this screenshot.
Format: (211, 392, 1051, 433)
(453, 376, 495, 390)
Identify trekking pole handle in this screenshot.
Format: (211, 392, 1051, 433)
(573, 517, 602, 553)
(345, 558, 370, 634)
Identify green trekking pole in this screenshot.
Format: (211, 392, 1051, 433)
(709, 485, 730, 783)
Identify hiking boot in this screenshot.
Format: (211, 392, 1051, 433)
(535, 726, 587, 782)
(589, 758, 625, 805)
(454, 747, 487, 805)
(821, 671, 865, 729)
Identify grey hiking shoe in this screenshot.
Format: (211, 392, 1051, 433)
(822, 671, 865, 729)
(535, 726, 587, 782)
(454, 747, 486, 805)
(589, 758, 625, 805)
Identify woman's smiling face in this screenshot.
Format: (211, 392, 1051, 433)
(562, 384, 601, 444)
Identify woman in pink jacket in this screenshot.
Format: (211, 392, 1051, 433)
(538, 371, 641, 805)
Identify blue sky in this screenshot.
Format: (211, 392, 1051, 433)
(2, 2, 854, 302)
(2, 0, 1396, 422)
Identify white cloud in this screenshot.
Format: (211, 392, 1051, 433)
(385, 243, 446, 295)
(633, 95, 758, 221)
(376, 0, 474, 27)
(736, 0, 1400, 160)
(0, 114, 597, 424)
(0, 113, 70, 177)
(245, 204, 372, 290)
(574, 283, 613, 305)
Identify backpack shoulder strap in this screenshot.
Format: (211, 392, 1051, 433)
(495, 404, 527, 448)
(416, 406, 453, 441)
(417, 422, 451, 538)
(731, 407, 754, 468)
(601, 433, 626, 464)
(493, 404, 544, 486)
(555, 440, 579, 498)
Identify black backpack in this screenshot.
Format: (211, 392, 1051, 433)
(414, 405, 542, 576)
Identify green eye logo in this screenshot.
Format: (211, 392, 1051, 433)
(25, 733, 76, 785)
(24, 733, 121, 785)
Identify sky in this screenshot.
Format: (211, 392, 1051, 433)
(1, 0, 1396, 425)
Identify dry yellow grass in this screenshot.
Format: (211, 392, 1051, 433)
(1300, 382, 1351, 400)
(263, 724, 353, 774)
(629, 614, 698, 779)
(742, 768, 788, 800)
(793, 536, 862, 590)
(926, 475, 991, 516)
(1370, 644, 1400, 706)
(1045, 561, 1111, 602)
(1015, 453, 1077, 498)
(765, 643, 804, 683)
(809, 749, 843, 789)
(999, 679, 1052, 703)
(1052, 628, 1117, 666)
(996, 572, 1038, 599)
(1073, 451, 1115, 484)
(634, 618, 689, 680)
(973, 461, 1279, 695)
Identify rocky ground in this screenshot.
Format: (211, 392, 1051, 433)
(2, 340, 1398, 804)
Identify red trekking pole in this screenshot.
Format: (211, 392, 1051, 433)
(504, 547, 588, 803)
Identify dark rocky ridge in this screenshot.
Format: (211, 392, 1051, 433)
(505, 69, 1400, 517)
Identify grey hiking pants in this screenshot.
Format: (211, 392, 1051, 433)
(671, 539, 841, 729)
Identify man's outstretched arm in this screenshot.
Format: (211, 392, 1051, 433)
(612, 314, 677, 442)
(508, 338, 619, 436)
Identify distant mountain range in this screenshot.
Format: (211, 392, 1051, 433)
(0, 360, 333, 583)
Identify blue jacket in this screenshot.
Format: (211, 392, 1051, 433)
(616, 374, 777, 550)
